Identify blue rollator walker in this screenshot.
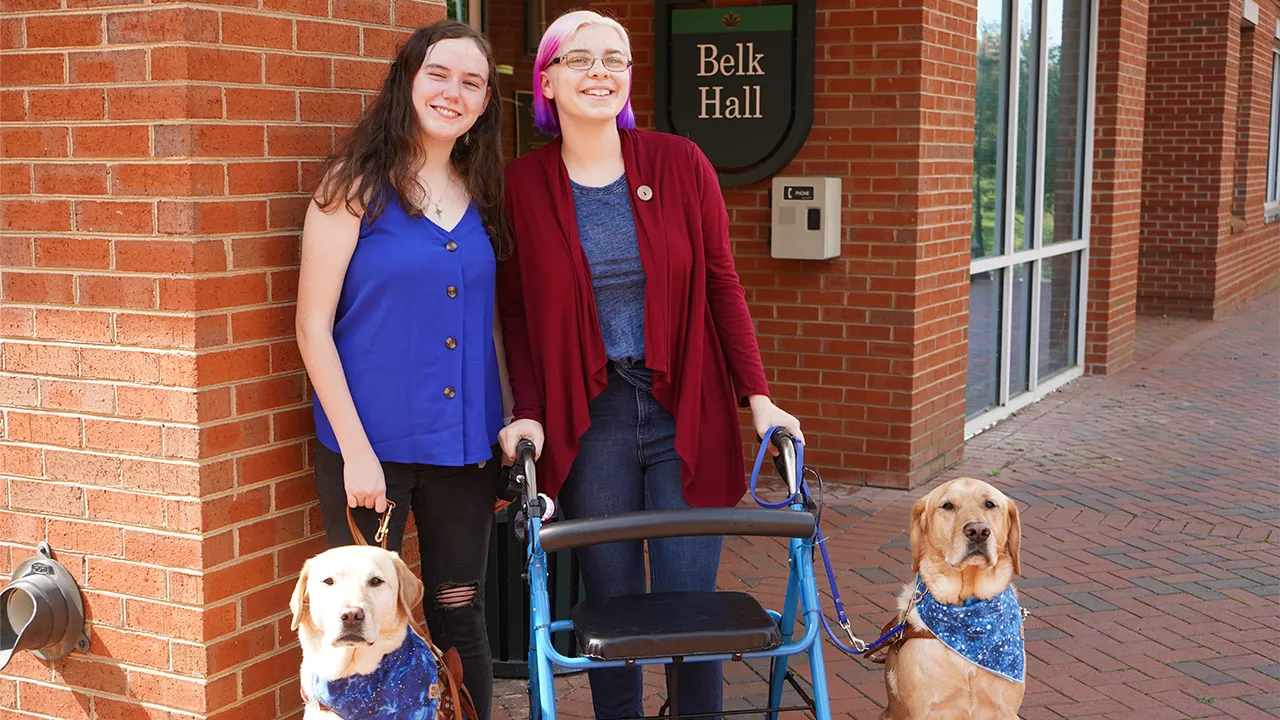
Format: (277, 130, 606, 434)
(504, 428, 833, 720)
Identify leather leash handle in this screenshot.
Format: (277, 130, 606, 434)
(345, 501, 395, 550)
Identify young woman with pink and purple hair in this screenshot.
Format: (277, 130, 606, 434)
(493, 10, 804, 719)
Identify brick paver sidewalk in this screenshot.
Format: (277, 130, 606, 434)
(494, 290, 1279, 720)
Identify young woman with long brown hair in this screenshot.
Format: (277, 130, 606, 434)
(296, 20, 508, 720)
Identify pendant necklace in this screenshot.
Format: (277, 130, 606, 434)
(424, 174, 453, 222)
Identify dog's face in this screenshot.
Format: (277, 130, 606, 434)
(910, 477, 1021, 576)
(289, 546, 423, 648)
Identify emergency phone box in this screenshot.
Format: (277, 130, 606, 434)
(769, 177, 841, 260)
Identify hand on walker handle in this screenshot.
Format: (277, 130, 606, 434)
(499, 419, 545, 463)
(749, 395, 804, 458)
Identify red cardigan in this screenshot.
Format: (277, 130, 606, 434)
(497, 129, 770, 508)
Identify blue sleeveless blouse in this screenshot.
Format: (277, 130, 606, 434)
(313, 195, 503, 466)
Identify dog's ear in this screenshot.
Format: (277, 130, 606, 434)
(391, 553, 424, 622)
(909, 494, 929, 574)
(1005, 500, 1022, 576)
(290, 558, 312, 631)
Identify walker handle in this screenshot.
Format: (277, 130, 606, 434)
(514, 439, 538, 501)
(769, 429, 799, 497)
(497, 439, 539, 503)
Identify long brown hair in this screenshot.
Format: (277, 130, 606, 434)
(315, 20, 510, 259)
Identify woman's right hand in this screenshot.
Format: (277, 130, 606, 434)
(344, 447, 388, 514)
(498, 418, 545, 463)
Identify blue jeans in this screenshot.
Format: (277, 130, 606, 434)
(559, 362, 724, 720)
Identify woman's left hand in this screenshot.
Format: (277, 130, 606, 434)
(748, 395, 805, 457)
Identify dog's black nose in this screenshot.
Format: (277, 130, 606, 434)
(340, 607, 365, 625)
(964, 522, 991, 542)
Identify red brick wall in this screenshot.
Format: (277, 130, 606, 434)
(1218, 1, 1280, 313)
(0, 1, 438, 717)
(1085, 0, 1148, 373)
(582, 0, 973, 488)
(1139, 0, 1236, 317)
(1139, 0, 1280, 318)
(3, 3, 213, 716)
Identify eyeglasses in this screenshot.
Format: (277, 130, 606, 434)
(549, 52, 633, 73)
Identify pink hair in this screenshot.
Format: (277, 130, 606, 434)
(532, 10, 637, 136)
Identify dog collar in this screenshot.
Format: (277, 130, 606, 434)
(913, 575, 1025, 683)
(309, 630, 440, 719)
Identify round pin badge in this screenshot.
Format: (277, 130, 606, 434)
(637, 185, 653, 201)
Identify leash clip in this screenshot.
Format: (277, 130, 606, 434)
(374, 500, 397, 545)
(840, 619, 866, 653)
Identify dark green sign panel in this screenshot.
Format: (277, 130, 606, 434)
(657, 0, 815, 187)
(669, 6, 793, 172)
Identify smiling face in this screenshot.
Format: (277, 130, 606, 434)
(410, 37, 492, 146)
(539, 23, 632, 130)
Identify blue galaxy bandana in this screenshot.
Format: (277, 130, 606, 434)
(913, 576, 1025, 683)
(310, 630, 440, 720)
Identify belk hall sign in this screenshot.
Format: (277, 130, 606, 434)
(655, 0, 815, 187)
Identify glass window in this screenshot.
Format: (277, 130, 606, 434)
(972, 0, 1008, 259)
(967, 269, 1004, 418)
(447, 0, 467, 24)
(966, 0, 1090, 432)
(1039, 253, 1079, 380)
(1013, 0, 1036, 251)
(1009, 263, 1033, 396)
(1043, 0, 1089, 243)
(447, 0, 482, 30)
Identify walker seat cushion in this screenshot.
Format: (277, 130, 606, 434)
(571, 591, 781, 660)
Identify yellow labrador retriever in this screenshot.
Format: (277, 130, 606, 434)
(290, 545, 470, 720)
(880, 477, 1025, 720)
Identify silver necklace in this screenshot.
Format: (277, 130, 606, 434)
(422, 174, 453, 222)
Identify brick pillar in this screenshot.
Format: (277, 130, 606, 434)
(2, 4, 212, 717)
(1, 1, 438, 717)
(895, 0, 976, 487)
(589, 0, 972, 488)
(1085, 0, 1148, 373)
(1139, 0, 1237, 318)
(1140, 0, 1280, 318)
(1216, 0, 1280, 312)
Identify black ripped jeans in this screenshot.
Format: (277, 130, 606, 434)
(314, 442, 500, 720)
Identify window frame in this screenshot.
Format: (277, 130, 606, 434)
(1266, 45, 1280, 222)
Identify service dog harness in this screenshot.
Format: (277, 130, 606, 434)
(866, 576, 1026, 683)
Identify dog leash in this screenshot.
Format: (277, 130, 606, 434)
(345, 502, 396, 549)
(749, 427, 906, 658)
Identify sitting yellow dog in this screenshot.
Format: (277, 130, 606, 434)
(290, 545, 472, 720)
(878, 477, 1025, 719)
